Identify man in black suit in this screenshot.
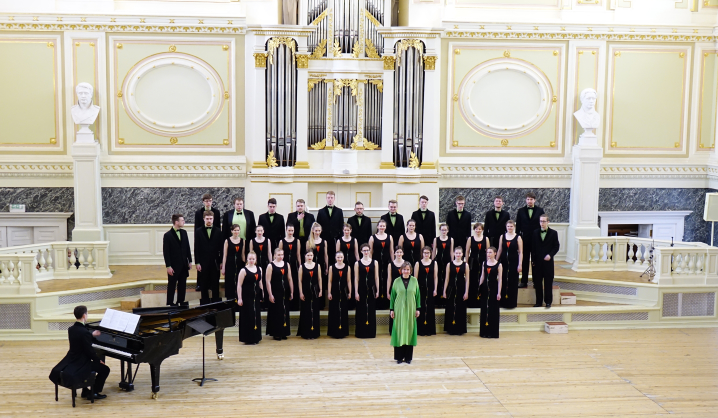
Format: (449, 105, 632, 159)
(516, 192, 545, 288)
(195, 211, 224, 304)
(445, 195, 472, 249)
(49, 305, 110, 400)
(381, 200, 405, 244)
(286, 198, 315, 249)
(162, 214, 193, 306)
(194, 193, 221, 229)
(532, 214, 560, 308)
(222, 197, 256, 243)
(258, 198, 286, 245)
(484, 196, 511, 248)
(411, 195, 436, 246)
(347, 201, 372, 246)
(316, 191, 344, 245)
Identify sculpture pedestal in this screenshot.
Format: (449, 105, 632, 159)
(76, 130, 95, 144)
(566, 141, 602, 264)
(71, 141, 104, 241)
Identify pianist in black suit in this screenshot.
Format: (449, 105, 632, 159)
(49, 305, 110, 400)
(411, 195, 437, 246)
(258, 198, 286, 245)
(380, 200, 405, 244)
(347, 201, 372, 246)
(163, 214, 193, 306)
(531, 215, 560, 308)
(195, 211, 225, 304)
(194, 193, 221, 230)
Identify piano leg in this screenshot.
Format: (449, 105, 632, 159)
(215, 329, 224, 360)
(119, 360, 136, 392)
(149, 362, 162, 399)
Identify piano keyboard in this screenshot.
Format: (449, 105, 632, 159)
(93, 344, 134, 358)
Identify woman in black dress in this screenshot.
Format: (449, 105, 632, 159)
(355, 244, 379, 339)
(221, 224, 245, 303)
(250, 225, 271, 309)
(398, 219, 424, 267)
(327, 251, 351, 338)
(307, 222, 329, 310)
(237, 252, 263, 344)
(479, 247, 502, 339)
(266, 248, 293, 340)
(433, 224, 453, 309)
(443, 246, 469, 336)
(337, 223, 359, 310)
(297, 250, 322, 339)
(414, 246, 437, 336)
(279, 224, 302, 311)
(465, 223, 489, 309)
(497, 220, 523, 310)
(370, 220, 393, 310)
(387, 246, 406, 334)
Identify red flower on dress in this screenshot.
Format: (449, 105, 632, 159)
(309, 271, 314, 277)
(456, 267, 460, 273)
(339, 271, 343, 277)
(281, 269, 285, 275)
(487, 268, 492, 274)
(425, 267, 430, 274)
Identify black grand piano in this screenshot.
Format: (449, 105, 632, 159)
(86, 301, 235, 399)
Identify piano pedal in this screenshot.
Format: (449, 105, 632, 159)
(217, 353, 224, 360)
(151, 392, 159, 400)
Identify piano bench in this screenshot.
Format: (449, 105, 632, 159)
(55, 371, 97, 407)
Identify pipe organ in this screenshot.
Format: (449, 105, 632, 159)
(392, 40, 425, 168)
(306, 0, 384, 59)
(264, 37, 298, 167)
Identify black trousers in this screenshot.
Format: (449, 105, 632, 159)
(166, 272, 187, 305)
(80, 361, 110, 395)
(199, 268, 221, 304)
(394, 345, 414, 362)
(533, 260, 554, 305)
(521, 236, 533, 284)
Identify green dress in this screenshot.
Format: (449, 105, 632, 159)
(390, 276, 421, 347)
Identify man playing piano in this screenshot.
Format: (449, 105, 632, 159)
(49, 305, 110, 400)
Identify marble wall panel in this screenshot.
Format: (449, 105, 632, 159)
(101, 187, 245, 224)
(438, 188, 570, 223)
(598, 188, 718, 244)
(0, 187, 75, 239)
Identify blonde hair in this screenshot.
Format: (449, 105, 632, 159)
(311, 222, 322, 238)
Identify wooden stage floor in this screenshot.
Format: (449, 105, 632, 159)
(3, 328, 716, 417)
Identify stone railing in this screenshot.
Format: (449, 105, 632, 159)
(0, 241, 112, 285)
(572, 237, 718, 285)
(0, 254, 40, 295)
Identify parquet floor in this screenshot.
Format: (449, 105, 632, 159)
(2, 328, 716, 417)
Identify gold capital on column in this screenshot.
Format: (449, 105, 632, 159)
(423, 56, 437, 71)
(253, 52, 267, 68)
(383, 55, 396, 70)
(296, 54, 310, 68)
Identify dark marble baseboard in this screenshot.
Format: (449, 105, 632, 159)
(598, 188, 718, 244)
(0, 187, 75, 239)
(101, 187, 245, 224)
(438, 188, 570, 223)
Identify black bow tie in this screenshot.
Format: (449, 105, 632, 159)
(236, 212, 242, 215)
(206, 227, 212, 230)
(390, 213, 396, 217)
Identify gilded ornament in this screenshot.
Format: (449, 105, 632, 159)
(550, 141, 556, 147)
(47, 42, 54, 48)
(506, 25, 512, 30)
(90, 42, 95, 47)
(503, 50, 511, 58)
(352, 41, 361, 58)
(33, 17, 38, 21)
(296, 54, 310, 68)
(169, 44, 177, 52)
(363, 9, 381, 27)
(679, 52, 685, 58)
(198, 19, 204, 24)
(553, 50, 558, 56)
(382, 55, 396, 70)
(369, 79, 383, 93)
(50, 138, 56, 144)
(552, 96, 557, 102)
(423, 55, 437, 70)
(170, 137, 178, 145)
(119, 138, 125, 144)
(224, 91, 229, 99)
(117, 43, 123, 49)
(333, 139, 343, 150)
(253, 52, 267, 68)
(266, 150, 278, 167)
(222, 45, 229, 51)
(365, 38, 380, 59)
(614, 51, 621, 57)
(311, 138, 326, 150)
(307, 78, 323, 92)
(395, 39, 423, 66)
(57, 17, 62, 22)
(310, 9, 329, 26)
(408, 152, 419, 169)
(266, 37, 296, 65)
(674, 142, 680, 148)
(331, 39, 342, 57)
(611, 141, 617, 147)
(140, 18, 146, 23)
(501, 139, 509, 147)
(75, 42, 80, 46)
(350, 134, 378, 150)
(311, 39, 327, 59)
(169, 19, 175, 24)
(453, 94, 459, 102)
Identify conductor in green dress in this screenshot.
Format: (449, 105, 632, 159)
(390, 261, 421, 364)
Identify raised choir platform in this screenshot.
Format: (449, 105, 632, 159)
(1, 264, 715, 341)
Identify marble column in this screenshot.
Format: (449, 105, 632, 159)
(71, 141, 103, 241)
(566, 136, 602, 264)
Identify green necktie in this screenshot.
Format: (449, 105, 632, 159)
(357, 216, 362, 226)
(269, 214, 274, 223)
(299, 216, 305, 237)
(528, 208, 533, 218)
(174, 228, 181, 241)
(390, 214, 396, 226)
(328, 206, 333, 217)
(541, 229, 547, 241)
(422, 210, 426, 220)
(206, 227, 212, 238)
(457, 211, 462, 220)
(495, 211, 500, 220)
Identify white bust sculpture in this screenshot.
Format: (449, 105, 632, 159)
(573, 88, 600, 144)
(71, 82, 100, 142)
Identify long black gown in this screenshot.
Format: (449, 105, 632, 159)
(309, 238, 328, 310)
(387, 261, 402, 335)
(338, 237, 357, 310)
(500, 234, 520, 309)
(282, 238, 301, 311)
(266, 262, 291, 339)
(434, 237, 452, 308)
(467, 236, 487, 309)
(327, 264, 350, 338)
(297, 263, 321, 339)
(480, 262, 501, 338)
(402, 233, 422, 267)
(355, 259, 377, 338)
(372, 235, 391, 310)
(252, 237, 271, 310)
(416, 260, 437, 336)
(224, 238, 245, 302)
(239, 266, 263, 344)
(444, 261, 467, 335)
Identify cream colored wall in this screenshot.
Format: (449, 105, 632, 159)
(698, 51, 717, 151)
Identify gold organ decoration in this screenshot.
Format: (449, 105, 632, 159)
(331, 39, 342, 57)
(267, 150, 278, 168)
(311, 39, 328, 59)
(310, 138, 327, 150)
(307, 78, 323, 92)
(253, 52, 267, 68)
(296, 54, 310, 68)
(351, 134, 379, 150)
(332, 79, 359, 103)
(382, 55, 395, 70)
(266, 37, 296, 65)
(369, 79, 383, 93)
(395, 39, 423, 66)
(423, 56, 437, 70)
(365, 38, 380, 59)
(408, 152, 420, 169)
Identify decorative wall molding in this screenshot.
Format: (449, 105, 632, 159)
(100, 164, 246, 178)
(601, 165, 708, 179)
(0, 164, 74, 178)
(439, 164, 573, 178)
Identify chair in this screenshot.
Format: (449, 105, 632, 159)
(54, 371, 97, 407)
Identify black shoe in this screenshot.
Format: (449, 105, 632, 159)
(397, 360, 403, 364)
(518, 283, 528, 288)
(406, 360, 411, 364)
(533, 303, 542, 307)
(545, 304, 551, 309)
(85, 393, 107, 400)
(195, 286, 201, 292)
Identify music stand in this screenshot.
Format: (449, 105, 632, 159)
(188, 319, 217, 386)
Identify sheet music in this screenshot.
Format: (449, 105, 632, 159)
(99, 308, 141, 333)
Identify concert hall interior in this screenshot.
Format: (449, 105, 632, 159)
(1, 0, 718, 416)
